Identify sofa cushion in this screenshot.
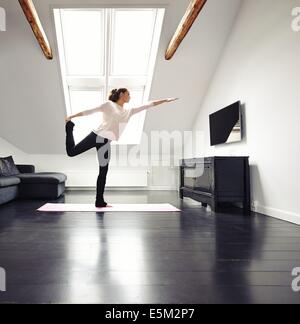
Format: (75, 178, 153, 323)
(16, 165, 35, 174)
(0, 186, 18, 205)
(0, 176, 21, 187)
(16, 173, 67, 185)
(0, 156, 20, 176)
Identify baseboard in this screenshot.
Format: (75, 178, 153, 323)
(66, 187, 178, 192)
(255, 204, 300, 226)
(147, 186, 178, 191)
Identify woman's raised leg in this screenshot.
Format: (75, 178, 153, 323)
(66, 121, 96, 157)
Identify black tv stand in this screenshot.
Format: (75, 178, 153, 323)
(180, 156, 251, 214)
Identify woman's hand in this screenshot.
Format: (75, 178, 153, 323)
(65, 112, 84, 122)
(165, 98, 179, 103)
(151, 98, 179, 106)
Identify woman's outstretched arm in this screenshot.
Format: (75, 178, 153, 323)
(131, 98, 179, 116)
(65, 101, 110, 122)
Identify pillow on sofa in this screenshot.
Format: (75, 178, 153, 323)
(0, 156, 20, 176)
(0, 158, 9, 176)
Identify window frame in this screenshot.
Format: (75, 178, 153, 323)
(53, 6, 165, 145)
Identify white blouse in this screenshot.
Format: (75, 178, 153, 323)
(82, 100, 154, 141)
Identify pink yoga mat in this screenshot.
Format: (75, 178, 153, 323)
(37, 203, 181, 212)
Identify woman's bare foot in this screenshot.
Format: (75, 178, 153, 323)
(65, 120, 75, 132)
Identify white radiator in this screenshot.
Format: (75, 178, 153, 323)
(65, 169, 148, 188)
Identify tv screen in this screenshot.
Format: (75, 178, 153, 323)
(209, 101, 242, 146)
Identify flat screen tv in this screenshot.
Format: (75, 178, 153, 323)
(209, 101, 242, 146)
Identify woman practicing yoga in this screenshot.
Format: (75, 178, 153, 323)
(65, 88, 178, 208)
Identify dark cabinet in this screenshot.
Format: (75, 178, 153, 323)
(180, 157, 251, 214)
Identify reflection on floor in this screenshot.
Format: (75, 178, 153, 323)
(0, 190, 299, 304)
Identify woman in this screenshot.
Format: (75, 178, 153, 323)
(65, 88, 178, 208)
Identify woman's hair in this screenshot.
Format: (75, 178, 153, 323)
(108, 88, 128, 103)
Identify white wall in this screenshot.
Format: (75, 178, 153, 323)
(0, 137, 28, 162)
(186, 0, 300, 224)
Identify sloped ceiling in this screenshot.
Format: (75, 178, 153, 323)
(0, 0, 241, 154)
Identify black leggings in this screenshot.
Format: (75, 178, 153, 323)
(66, 124, 111, 203)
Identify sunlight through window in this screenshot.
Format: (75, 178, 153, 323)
(111, 10, 155, 76)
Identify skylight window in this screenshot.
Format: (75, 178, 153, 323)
(54, 8, 165, 145)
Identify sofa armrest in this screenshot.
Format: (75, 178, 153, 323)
(16, 165, 35, 174)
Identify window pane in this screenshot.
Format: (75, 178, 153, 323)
(61, 10, 105, 76)
(69, 89, 104, 142)
(111, 10, 155, 76)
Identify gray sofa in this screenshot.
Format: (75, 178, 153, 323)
(0, 164, 67, 205)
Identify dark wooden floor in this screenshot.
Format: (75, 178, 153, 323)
(0, 190, 300, 304)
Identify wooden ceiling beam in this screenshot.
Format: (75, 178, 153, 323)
(165, 0, 207, 60)
(19, 0, 53, 60)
